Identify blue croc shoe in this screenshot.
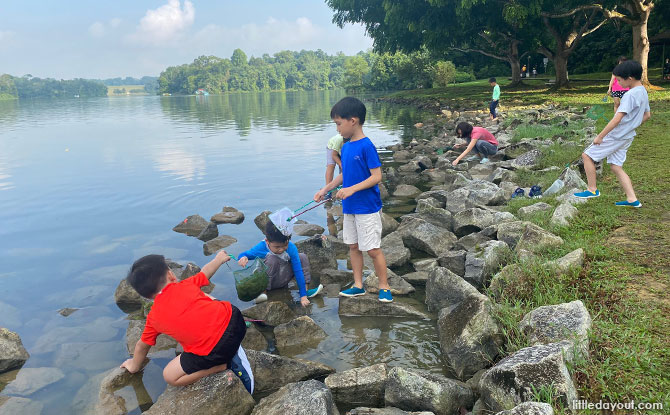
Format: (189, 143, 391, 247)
(230, 346, 254, 394)
(529, 185, 543, 198)
(307, 284, 323, 298)
(378, 289, 393, 303)
(574, 189, 600, 199)
(511, 188, 525, 199)
(339, 286, 366, 297)
(615, 200, 642, 208)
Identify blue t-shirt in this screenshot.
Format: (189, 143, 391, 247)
(341, 137, 383, 214)
(238, 241, 307, 297)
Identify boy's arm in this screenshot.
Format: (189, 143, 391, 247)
(333, 151, 342, 170)
(594, 112, 625, 144)
(642, 111, 651, 123)
(201, 250, 230, 280)
(315, 173, 343, 201)
(121, 340, 151, 373)
(337, 167, 381, 200)
(287, 243, 309, 304)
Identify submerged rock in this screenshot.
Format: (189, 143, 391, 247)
(252, 380, 338, 415)
(325, 363, 388, 408)
(172, 214, 210, 237)
(211, 207, 245, 224)
(203, 235, 238, 255)
(0, 396, 43, 415)
(246, 350, 335, 393)
(58, 307, 80, 317)
(1, 367, 64, 396)
(339, 295, 428, 319)
(274, 316, 327, 353)
(241, 301, 296, 326)
(0, 328, 30, 374)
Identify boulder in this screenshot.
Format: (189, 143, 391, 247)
(425, 267, 481, 312)
(324, 235, 349, 256)
(393, 150, 413, 162)
(479, 341, 578, 413)
(550, 203, 578, 226)
(417, 190, 449, 206)
(144, 371, 255, 415)
(501, 142, 535, 159)
(561, 168, 587, 191)
(414, 202, 453, 230)
(239, 324, 268, 352)
(211, 207, 245, 224)
(339, 295, 428, 319)
(179, 262, 214, 293)
(487, 168, 516, 185)
(456, 233, 492, 252)
(126, 320, 177, 355)
(555, 188, 588, 205)
(1, 367, 65, 396)
(381, 212, 400, 237)
(385, 367, 475, 415)
(203, 235, 238, 255)
(325, 363, 388, 408)
(515, 226, 563, 253)
(488, 264, 523, 298)
(510, 150, 542, 169)
(172, 214, 210, 237)
(519, 300, 591, 356)
(402, 271, 430, 286)
(517, 203, 552, 218)
(464, 240, 511, 289)
(197, 222, 219, 242)
(254, 210, 272, 232)
(546, 248, 584, 273)
(114, 278, 143, 313)
(411, 258, 439, 273)
(397, 218, 457, 257)
(348, 407, 434, 415)
(422, 169, 447, 183)
(246, 350, 335, 393)
(452, 208, 516, 238)
(295, 235, 337, 277)
(495, 402, 554, 415)
(437, 250, 466, 276)
(437, 294, 504, 380)
(252, 380, 338, 415)
(364, 268, 415, 295)
(94, 361, 151, 414)
(394, 184, 422, 198)
(242, 301, 296, 326)
(377, 232, 412, 269)
(320, 269, 354, 286)
(445, 180, 507, 213)
(0, 397, 43, 415)
(379, 183, 390, 199)
(274, 316, 327, 353)
(294, 223, 325, 237)
(496, 221, 536, 249)
(0, 328, 30, 374)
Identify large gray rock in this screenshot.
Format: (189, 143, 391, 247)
(546, 248, 584, 273)
(393, 150, 413, 162)
(417, 190, 450, 205)
(295, 235, 337, 277)
(172, 214, 210, 236)
(456, 232, 492, 252)
(414, 203, 453, 230)
(445, 180, 507, 213)
(501, 142, 535, 159)
(510, 150, 542, 169)
(515, 226, 563, 253)
(254, 210, 272, 232)
(385, 367, 475, 415)
(518, 203, 552, 218)
(394, 184, 422, 198)
(397, 218, 457, 257)
(2, 367, 64, 396)
(242, 324, 268, 351)
(556, 188, 588, 205)
(464, 240, 511, 289)
(242, 301, 296, 326)
(320, 269, 354, 286)
(488, 264, 522, 298)
(178, 262, 214, 294)
(479, 341, 578, 413)
(495, 402, 554, 415)
(437, 250, 466, 276)
(126, 320, 177, 355)
(519, 300, 592, 355)
(293, 223, 325, 237)
(452, 208, 516, 238)
(364, 268, 415, 295)
(496, 221, 532, 249)
(377, 232, 412, 269)
(211, 207, 245, 224)
(252, 380, 338, 415)
(487, 167, 517, 185)
(0, 328, 30, 374)
(381, 212, 400, 237)
(325, 363, 388, 408)
(197, 222, 218, 242)
(561, 168, 587, 191)
(402, 271, 430, 286)
(0, 396, 43, 415)
(348, 408, 434, 415)
(246, 350, 335, 393)
(203, 235, 238, 255)
(425, 267, 481, 312)
(114, 278, 143, 312)
(94, 361, 151, 414)
(437, 294, 504, 380)
(145, 371, 255, 415)
(412, 258, 439, 273)
(274, 316, 327, 353)
(339, 295, 428, 319)
(551, 203, 578, 226)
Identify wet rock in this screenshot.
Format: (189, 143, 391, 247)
(393, 150, 412, 162)
(0, 328, 30, 374)
(519, 300, 591, 356)
(196, 222, 219, 242)
(452, 208, 515, 238)
(550, 202, 578, 226)
(254, 210, 273, 232)
(95, 363, 150, 414)
(381, 212, 400, 237)
(510, 149, 542, 169)
(172, 214, 210, 236)
(0, 396, 43, 415)
(518, 203, 552, 218)
(385, 367, 475, 415)
(394, 184, 422, 198)
(378, 232, 411, 269)
(438, 250, 466, 276)
(58, 307, 79, 317)
(425, 267, 481, 312)
(145, 371, 255, 415)
(546, 248, 584, 272)
(364, 268, 415, 295)
(2, 367, 64, 396)
(515, 226, 563, 253)
(456, 233, 492, 252)
(495, 402, 554, 415)
(246, 350, 335, 393)
(252, 379, 338, 415)
(397, 218, 457, 257)
(464, 240, 511, 289)
(211, 207, 245, 224)
(203, 235, 238, 255)
(479, 341, 577, 412)
(555, 188, 588, 205)
(496, 221, 536, 249)
(296, 235, 337, 277)
(402, 271, 429, 286)
(445, 180, 507, 213)
(274, 316, 327, 353)
(294, 223, 325, 237)
(487, 168, 517, 185)
(114, 278, 143, 313)
(241, 324, 268, 351)
(320, 269, 354, 286)
(325, 363, 388, 408)
(437, 294, 504, 380)
(411, 258, 439, 273)
(242, 301, 296, 326)
(126, 320, 177, 355)
(339, 295, 428, 318)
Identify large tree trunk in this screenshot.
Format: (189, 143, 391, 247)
(554, 54, 570, 88)
(631, 8, 652, 86)
(509, 58, 521, 85)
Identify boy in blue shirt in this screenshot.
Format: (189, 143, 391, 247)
(574, 60, 651, 207)
(314, 97, 393, 302)
(237, 221, 323, 306)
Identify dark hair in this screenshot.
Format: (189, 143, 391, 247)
(456, 122, 473, 138)
(330, 97, 366, 125)
(617, 56, 628, 65)
(126, 254, 169, 298)
(265, 221, 290, 244)
(613, 60, 642, 80)
(489, 77, 496, 83)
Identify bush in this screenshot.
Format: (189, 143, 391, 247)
(432, 61, 457, 87)
(454, 71, 476, 83)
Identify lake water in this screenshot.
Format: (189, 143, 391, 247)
(0, 91, 441, 413)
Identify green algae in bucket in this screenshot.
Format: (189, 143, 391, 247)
(234, 258, 269, 302)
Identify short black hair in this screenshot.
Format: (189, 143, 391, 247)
(330, 96, 366, 125)
(456, 122, 473, 138)
(489, 77, 496, 83)
(265, 221, 290, 243)
(617, 56, 628, 65)
(126, 254, 169, 298)
(613, 60, 643, 80)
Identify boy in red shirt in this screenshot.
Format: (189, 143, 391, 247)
(120, 250, 253, 392)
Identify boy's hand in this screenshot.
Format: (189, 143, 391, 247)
(314, 188, 327, 202)
(215, 250, 230, 264)
(121, 358, 140, 373)
(336, 187, 355, 200)
(593, 136, 604, 145)
(452, 159, 460, 166)
(238, 257, 249, 267)
(300, 296, 310, 307)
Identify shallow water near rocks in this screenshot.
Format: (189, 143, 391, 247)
(0, 91, 440, 413)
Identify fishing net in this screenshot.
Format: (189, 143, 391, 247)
(233, 258, 269, 302)
(269, 207, 296, 236)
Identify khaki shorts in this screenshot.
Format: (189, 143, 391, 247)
(343, 212, 382, 252)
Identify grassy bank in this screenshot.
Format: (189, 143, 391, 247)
(393, 82, 670, 413)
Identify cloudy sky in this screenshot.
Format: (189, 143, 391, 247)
(0, 0, 373, 79)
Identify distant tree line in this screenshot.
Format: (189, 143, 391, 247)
(0, 74, 108, 99)
(101, 76, 159, 94)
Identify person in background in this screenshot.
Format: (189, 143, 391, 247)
(489, 77, 500, 122)
(663, 58, 670, 80)
(325, 133, 343, 185)
(452, 122, 498, 165)
(608, 56, 630, 113)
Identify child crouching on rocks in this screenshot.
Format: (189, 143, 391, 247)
(452, 122, 498, 165)
(121, 251, 253, 392)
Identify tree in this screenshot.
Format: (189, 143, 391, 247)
(433, 61, 457, 87)
(343, 55, 369, 91)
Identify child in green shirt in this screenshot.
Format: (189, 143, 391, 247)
(489, 77, 500, 122)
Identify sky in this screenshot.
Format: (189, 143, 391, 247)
(0, 0, 374, 79)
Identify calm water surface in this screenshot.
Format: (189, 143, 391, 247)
(0, 91, 441, 413)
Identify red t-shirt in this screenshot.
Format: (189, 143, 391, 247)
(141, 272, 232, 356)
(471, 127, 498, 146)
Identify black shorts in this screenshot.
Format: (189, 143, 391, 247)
(179, 305, 246, 375)
(611, 90, 626, 99)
